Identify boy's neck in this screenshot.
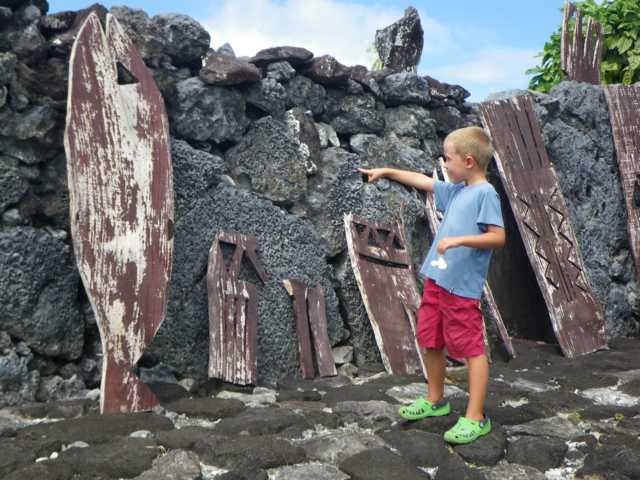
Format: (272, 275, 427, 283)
(465, 170, 488, 186)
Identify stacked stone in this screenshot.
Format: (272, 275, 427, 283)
(0, 0, 637, 408)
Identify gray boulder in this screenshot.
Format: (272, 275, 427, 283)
(170, 77, 249, 144)
(0, 52, 17, 85)
(424, 75, 470, 106)
(36, 373, 87, 402)
(250, 46, 313, 68)
(134, 449, 202, 480)
(0, 332, 39, 407)
(110, 7, 168, 68)
(38, 10, 76, 36)
(200, 52, 262, 86)
(0, 6, 11, 26)
(350, 132, 433, 173)
(152, 65, 191, 103)
(285, 107, 321, 174)
(0, 21, 46, 60)
(225, 116, 309, 205)
(170, 138, 225, 219)
(430, 105, 470, 135)
(0, 104, 59, 154)
(379, 72, 430, 107)
(384, 104, 437, 140)
(285, 75, 326, 116)
(266, 61, 296, 82)
(216, 42, 235, 57)
(244, 77, 288, 117)
(350, 65, 394, 98)
(110, 9, 209, 70)
(302, 54, 351, 86)
(0, 227, 84, 359)
(0, 156, 29, 212)
(321, 90, 385, 135)
(375, 6, 424, 72)
(151, 14, 210, 69)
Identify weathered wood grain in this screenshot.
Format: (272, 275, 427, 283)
(344, 214, 427, 377)
(480, 95, 606, 358)
(561, 1, 603, 84)
(64, 13, 174, 413)
(604, 85, 640, 283)
(208, 232, 266, 385)
(284, 279, 337, 379)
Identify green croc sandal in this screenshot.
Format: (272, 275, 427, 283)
(398, 398, 451, 421)
(444, 416, 492, 444)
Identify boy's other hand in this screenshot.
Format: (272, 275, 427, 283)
(358, 167, 386, 183)
(437, 237, 460, 255)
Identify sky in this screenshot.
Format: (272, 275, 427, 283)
(49, 1, 569, 101)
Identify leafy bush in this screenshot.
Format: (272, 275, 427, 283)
(527, 0, 640, 92)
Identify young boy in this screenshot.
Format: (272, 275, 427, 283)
(358, 126, 505, 444)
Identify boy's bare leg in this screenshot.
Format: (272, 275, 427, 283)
(424, 348, 446, 403)
(465, 353, 489, 421)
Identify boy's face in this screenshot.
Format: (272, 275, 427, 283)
(443, 140, 474, 183)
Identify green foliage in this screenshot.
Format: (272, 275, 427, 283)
(526, 29, 564, 94)
(527, 0, 640, 92)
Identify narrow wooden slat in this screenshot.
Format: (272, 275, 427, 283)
(207, 232, 265, 385)
(604, 85, 640, 282)
(480, 95, 606, 358)
(245, 282, 258, 384)
(561, 1, 603, 84)
(283, 279, 316, 379)
(307, 284, 338, 377)
(344, 214, 427, 377)
(64, 13, 173, 413)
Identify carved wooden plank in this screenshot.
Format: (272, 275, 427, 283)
(604, 85, 640, 282)
(207, 232, 266, 385)
(424, 161, 516, 359)
(64, 13, 173, 414)
(344, 214, 427, 377)
(561, 1, 603, 84)
(284, 280, 337, 379)
(480, 95, 606, 357)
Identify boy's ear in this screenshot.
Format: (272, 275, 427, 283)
(465, 154, 477, 169)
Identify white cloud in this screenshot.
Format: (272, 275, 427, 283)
(424, 47, 540, 101)
(201, 0, 449, 68)
(199, 1, 538, 102)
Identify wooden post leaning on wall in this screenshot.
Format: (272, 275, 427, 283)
(64, 13, 174, 413)
(207, 232, 267, 386)
(480, 95, 606, 358)
(283, 279, 337, 379)
(344, 213, 427, 377)
(604, 85, 640, 283)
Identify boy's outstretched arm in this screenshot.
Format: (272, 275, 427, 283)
(358, 167, 435, 193)
(437, 225, 506, 254)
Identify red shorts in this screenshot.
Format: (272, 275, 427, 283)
(416, 279, 485, 358)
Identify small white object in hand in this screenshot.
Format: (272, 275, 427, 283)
(431, 255, 448, 270)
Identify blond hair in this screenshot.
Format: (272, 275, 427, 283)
(445, 126, 494, 171)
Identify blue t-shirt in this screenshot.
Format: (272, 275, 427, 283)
(419, 180, 504, 299)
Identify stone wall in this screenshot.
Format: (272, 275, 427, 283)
(0, 0, 637, 407)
